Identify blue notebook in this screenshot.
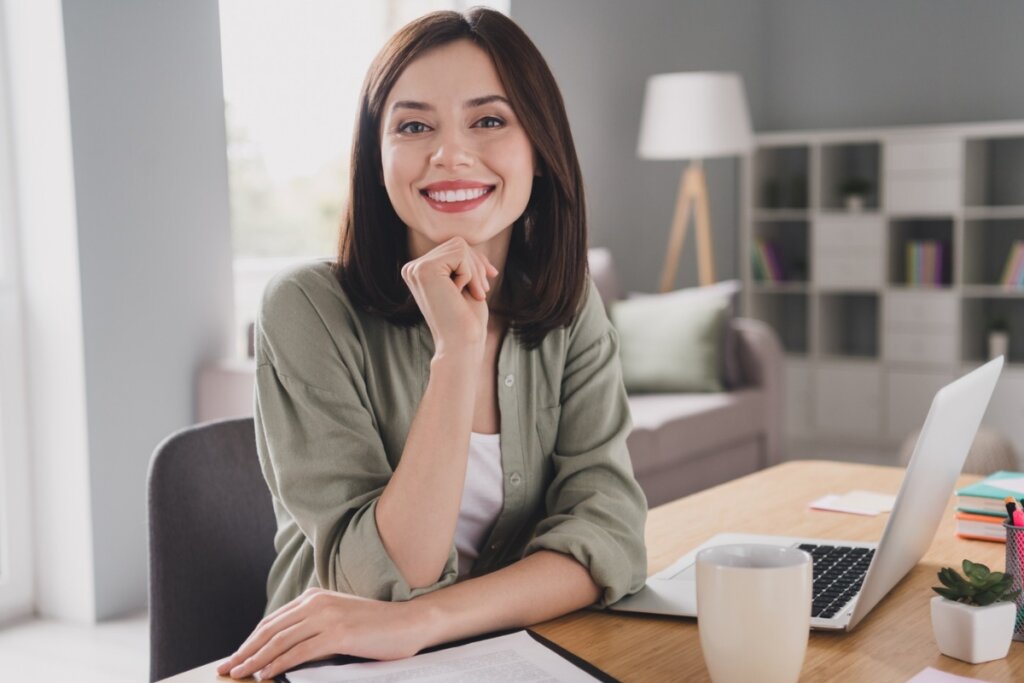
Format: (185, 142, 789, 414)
(956, 471, 1024, 516)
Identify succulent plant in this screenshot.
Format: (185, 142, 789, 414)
(933, 560, 1021, 606)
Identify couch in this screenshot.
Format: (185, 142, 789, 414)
(198, 252, 785, 508)
(588, 248, 784, 506)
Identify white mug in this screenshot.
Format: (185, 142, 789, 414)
(696, 544, 813, 683)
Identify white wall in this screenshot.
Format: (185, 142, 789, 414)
(6, 0, 234, 621)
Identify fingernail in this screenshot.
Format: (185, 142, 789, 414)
(254, 670, 265, 682)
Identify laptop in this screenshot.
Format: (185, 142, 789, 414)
(609, 356, 1004, 631)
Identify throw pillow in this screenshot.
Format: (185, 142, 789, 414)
(611, 291, 729, 393)
(626, 280, 743, 388)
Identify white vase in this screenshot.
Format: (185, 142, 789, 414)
(844, 194, 865, 211)
(989, 330, 1009, 360)
(930, 596, 1016, 664)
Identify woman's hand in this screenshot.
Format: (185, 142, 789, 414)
(401, 237, 499, 357)
(216, 588, 434, 681)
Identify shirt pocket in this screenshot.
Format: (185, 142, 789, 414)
(534, 404, 562, 457)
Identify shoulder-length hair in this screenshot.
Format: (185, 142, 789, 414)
(334, 7, 588, 349)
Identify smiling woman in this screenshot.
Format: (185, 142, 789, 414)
(218, 8, 648, 682)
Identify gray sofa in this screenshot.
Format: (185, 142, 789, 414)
(198, 254, 785, 508)
(588, 249, 784, 506)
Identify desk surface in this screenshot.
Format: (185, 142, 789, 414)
(163, 460, 1024, 682)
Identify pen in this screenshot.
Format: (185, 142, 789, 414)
(1015, 510, 1024, 528)
(1005, 496, 1017, 519)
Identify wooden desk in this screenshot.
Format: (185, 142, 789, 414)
(163, 460, 1024, 682)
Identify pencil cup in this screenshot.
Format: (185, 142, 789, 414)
(696, 544, 812, 683)
(1005, 522, 1024, 642)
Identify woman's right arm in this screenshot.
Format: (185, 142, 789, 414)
(375, 237, 497, 587)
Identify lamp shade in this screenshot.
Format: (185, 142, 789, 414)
(637, 72, 753, 160)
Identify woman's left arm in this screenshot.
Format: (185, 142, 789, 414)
(219, 549, 597, 680)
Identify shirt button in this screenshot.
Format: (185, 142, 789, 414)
(509, 472, 522, 485)
(490, 542, 500, 551)
(504, 374, 514, 388)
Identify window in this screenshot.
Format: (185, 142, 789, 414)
(219, 0, 509, 354)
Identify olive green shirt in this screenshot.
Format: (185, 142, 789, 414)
(254, 261, 648, 614)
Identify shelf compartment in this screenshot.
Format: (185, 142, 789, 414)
(961, 297, 1024, 364)
(820, 141, 881, 211)
(964, 136, 1024, 207)
(751, 220, 809, 283)
(819, 293, 879, 359)
(755, 145, 810, 210)
(749, 291, 808, 355)
(962, 218, 1024, 287)
(888, 218, 954, 287)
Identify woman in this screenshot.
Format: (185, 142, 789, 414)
(220, 8, 647, 681)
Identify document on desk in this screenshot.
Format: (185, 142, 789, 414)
(282, 631, 604, 682)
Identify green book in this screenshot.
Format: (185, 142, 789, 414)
(956, 471, 1024, 515)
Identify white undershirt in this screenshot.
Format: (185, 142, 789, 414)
(454, 431, 505, 577)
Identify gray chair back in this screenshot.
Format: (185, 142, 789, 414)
(148, 417, 277, 682)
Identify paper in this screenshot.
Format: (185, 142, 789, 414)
(809, 490, 896, 516)
(906, 666, 991, 683)
(987, 475, 1024, 495)
(282, 631, 600, 682)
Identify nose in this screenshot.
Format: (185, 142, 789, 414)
(430, 126, 474, 171)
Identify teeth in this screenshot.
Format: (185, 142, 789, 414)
(426, 187, 490, 203)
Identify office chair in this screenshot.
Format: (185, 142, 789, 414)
(148, 417, 278, 682)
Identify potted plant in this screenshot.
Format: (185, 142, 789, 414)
(839, 177, 872, 211)
(930, 559, 1020, 664)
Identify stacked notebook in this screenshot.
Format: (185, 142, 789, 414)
(954, 471, 1024, 542)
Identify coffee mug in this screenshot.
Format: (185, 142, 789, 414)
(696, 544, 813, 683)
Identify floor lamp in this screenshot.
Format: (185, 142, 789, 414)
(637, 72, 753, 292)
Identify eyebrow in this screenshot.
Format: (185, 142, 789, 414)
(390, 95, 511, 112)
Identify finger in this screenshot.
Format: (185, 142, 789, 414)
(257, 634, 328, 681)
(229, 621, 316, 680)
(468, 250, 488, 299)
(219, 598, 309, 674)
(473, 250, 492, 292)
(455, 246, 483, 300)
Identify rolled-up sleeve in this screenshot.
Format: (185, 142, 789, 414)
(255, 276, 457, 606)
(523, 282, 649, 607)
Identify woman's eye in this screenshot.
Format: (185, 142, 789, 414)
(398, 121, 430, 134)
(475, 116, 505, 129)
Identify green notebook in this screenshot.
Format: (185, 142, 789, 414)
(956, 471, 1024, 516)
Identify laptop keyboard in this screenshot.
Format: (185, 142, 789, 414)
(798, 544, 875, 619)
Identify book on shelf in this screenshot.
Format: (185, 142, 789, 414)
(752, 238, 785, 283)
(999, 241, 1024, 287)
(905, 240, 945, 286)
(955, 511, 1007, 542)
(955, 470, 1024, 515)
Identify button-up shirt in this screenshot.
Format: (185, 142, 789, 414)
(255, 261, 648, 614)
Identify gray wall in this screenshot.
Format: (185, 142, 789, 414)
(59, 0, 234, 619)
(512, 0, 767, 293)
(512, 0, 1024, 293)
(763, 0, 1024, 130)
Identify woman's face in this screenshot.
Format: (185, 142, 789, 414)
(380, 39, 536, 258)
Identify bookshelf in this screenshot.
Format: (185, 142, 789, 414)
(741, 120, 1024, 460)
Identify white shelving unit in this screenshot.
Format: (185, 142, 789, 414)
(741, 120, 1024, 462)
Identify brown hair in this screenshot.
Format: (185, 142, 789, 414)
(334, 7, 588, 349)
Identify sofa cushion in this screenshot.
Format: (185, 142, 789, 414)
(626, 280, 743, 389)
(626, 389, 765, 477)
(612, 292, 728, 393)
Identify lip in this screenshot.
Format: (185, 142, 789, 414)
(419, 181, 496, 213)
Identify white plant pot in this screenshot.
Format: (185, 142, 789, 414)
(930, 596, 1016, 664)
(988, 330, 1009, 360)
(844, 194, 865, 211)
